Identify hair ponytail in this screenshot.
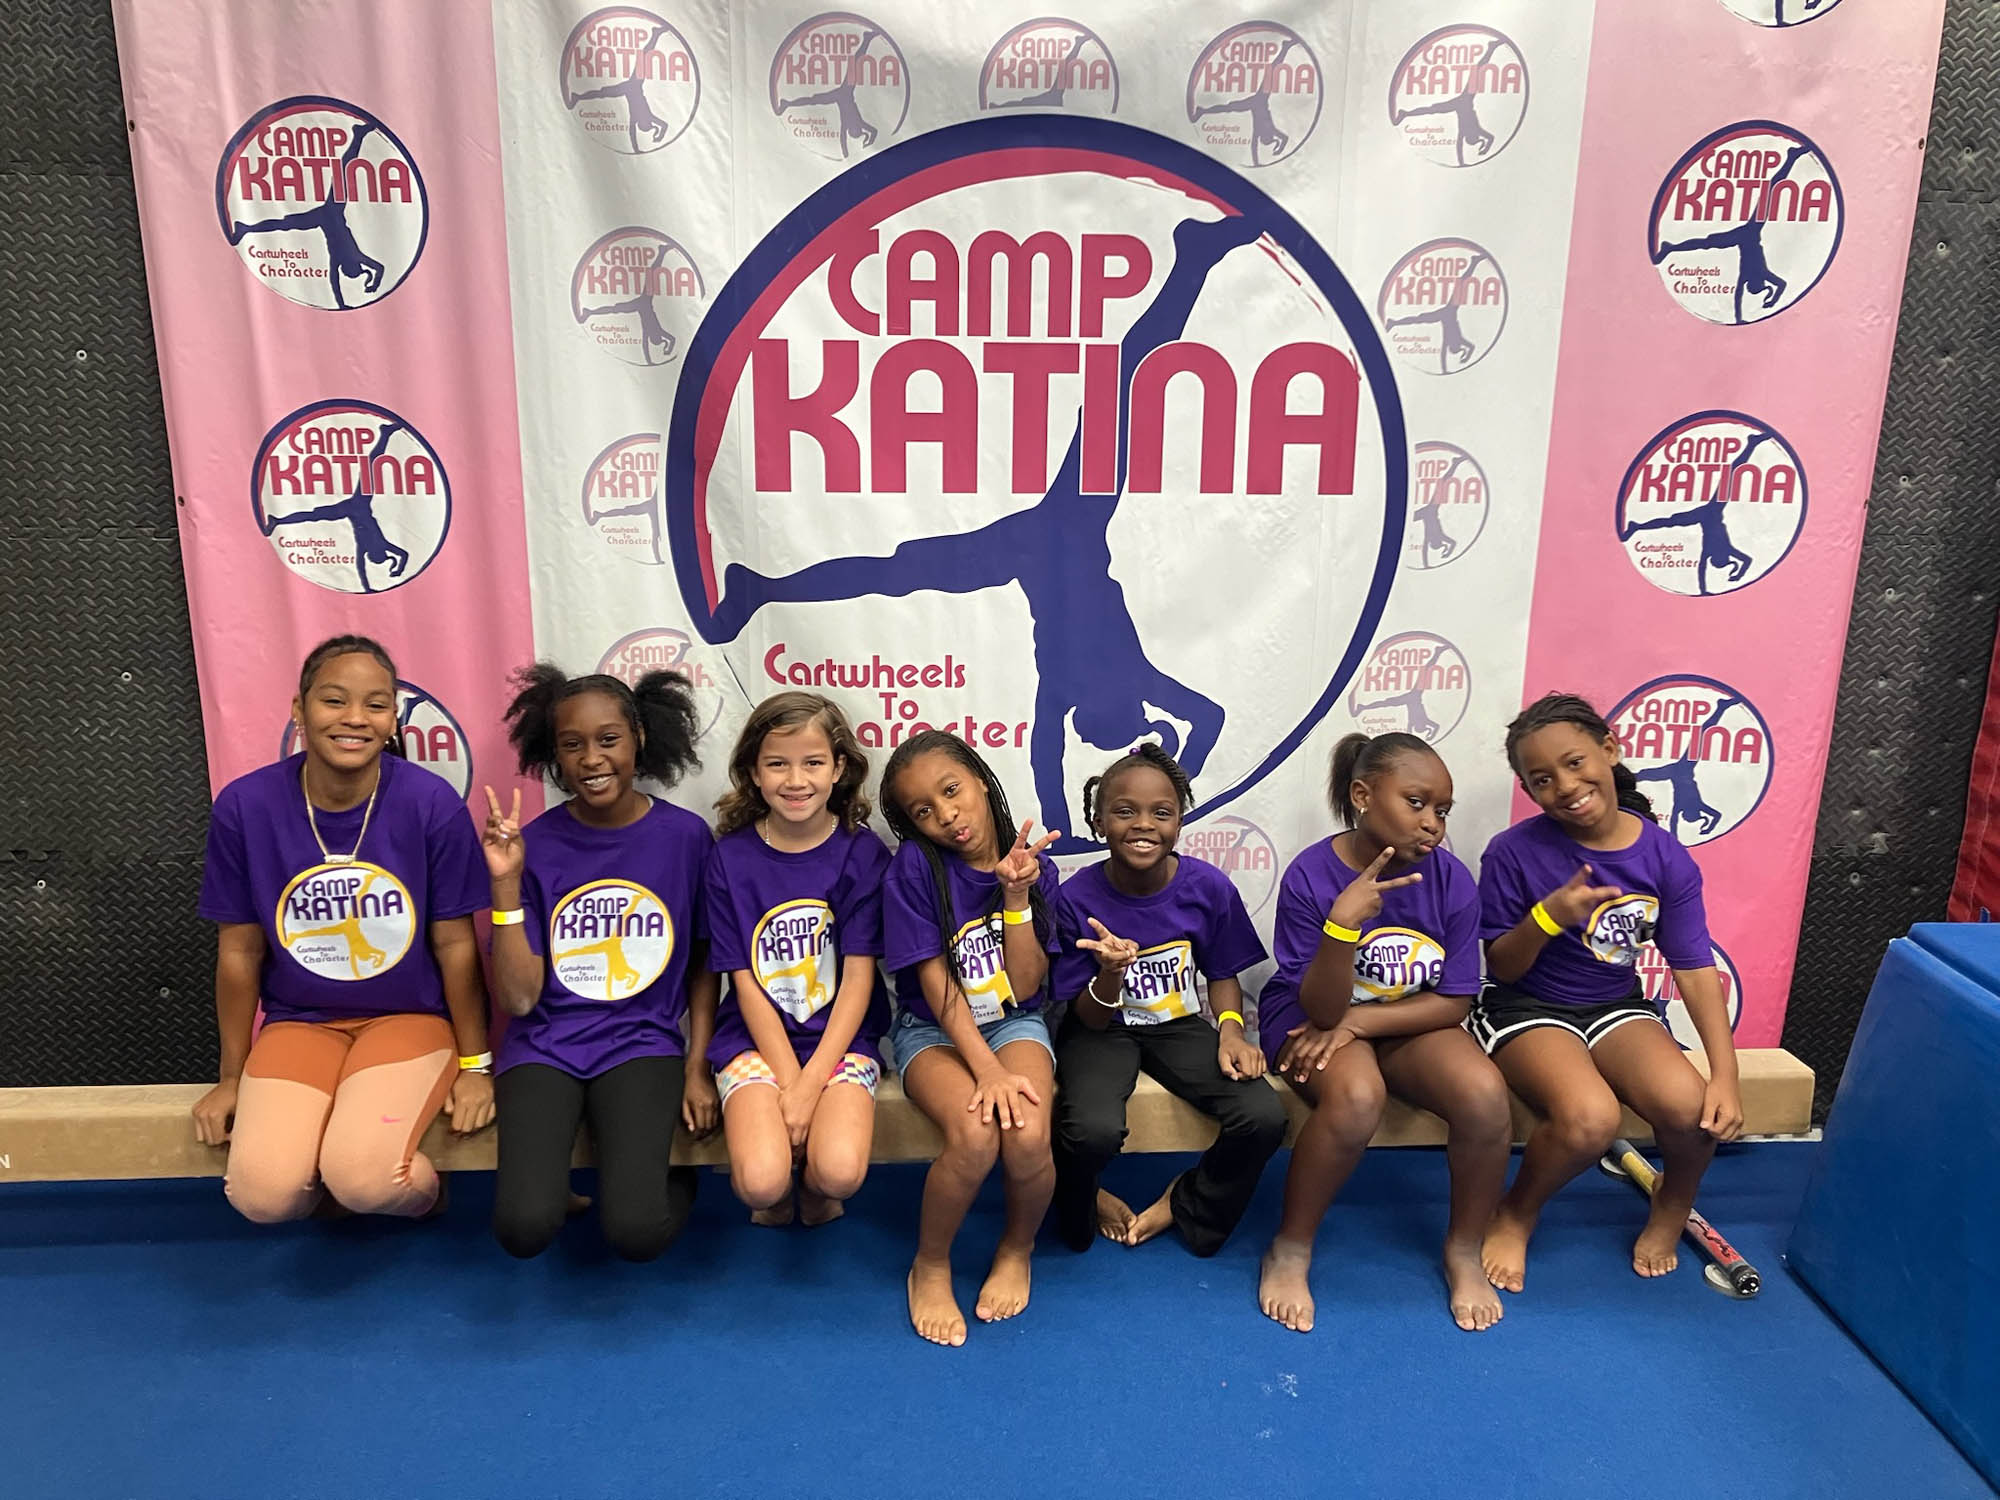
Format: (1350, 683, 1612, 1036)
(1503, 692, 1653, 818)
(1327, 731, 1435, 827)
(503, 663, 700, 789)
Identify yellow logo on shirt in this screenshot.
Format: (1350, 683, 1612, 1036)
(275, 862, 415, 981)
(1353, 926, 1446, 1002)
(753, 899, 836, 1021)
(1585, 894, 1659, 965)
(952, 914, 1016, 1023)
(549, 879, 673, 1000)
(1117, 940, 1200, 1025)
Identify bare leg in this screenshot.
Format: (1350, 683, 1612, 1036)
(1589, 1021, 1714, 1277)
(1483, 1028, 1623, 1292)
(900, 1048, 1001, 1346)
(979, 1040, 1057, 1323)
(720, 1082, 795, 1225)
(1259, 1043, 1386, 1332)
(800, 1078, 875, 1227)
(1377, 1027, 1512, 1331)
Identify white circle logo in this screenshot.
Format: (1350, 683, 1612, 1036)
(1378, 238, 1507, 375)
(1405, 440, 1489, 570)
(1354, 925, 1446, 1001)
(1585, 893, 1658, 966)
(752, 899, 837, 1022)
(1610, 677, 1774, 846)
(1186, 22, 1322, 168)
(1388, 24, 1528, 168)
(560, 7, 701, 154)
(1617, 412, 1806, 597)
(571, 227, 705, 367)
(582, 433, 666, 564)
(276, 862, 416, 980)
(549, 880, 674, 1000)
(1347, 632, 1470, 743)
(771, 12, 910, 161)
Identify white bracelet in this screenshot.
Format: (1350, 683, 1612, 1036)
(1087, 974, 1122, 1009)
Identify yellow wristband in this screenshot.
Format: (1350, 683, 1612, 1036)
(490, 908, 526, 927)
(1001, 906, 1033, 926)
(1217, 1009, 1245, 1028)
(1530, 901, 1563, 936)
(457, 1051, 493, 1071)
(1323, 918, 1361, 943)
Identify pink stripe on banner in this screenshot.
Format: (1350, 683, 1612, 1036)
(1522, 1, 1942, 1046)
(113, 0, 534, 812)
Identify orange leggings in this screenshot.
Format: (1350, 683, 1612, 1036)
(224, 1013, 456, 1223)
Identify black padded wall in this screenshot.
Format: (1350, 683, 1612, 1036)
(1784, 0, 2000, 1120)
(0, 3, 1992, 1098)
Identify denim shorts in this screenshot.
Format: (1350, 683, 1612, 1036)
(888, 1006, 1053, 1072)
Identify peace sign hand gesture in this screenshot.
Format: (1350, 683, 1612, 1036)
(1075, 917, 1139, 973)
(1326, 847, 1424, 934)
(995, 819, 1060, 900)
(482, 785, 525, 883)
(1538, 864, 1624, 931)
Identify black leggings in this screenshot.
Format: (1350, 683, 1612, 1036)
(1052, 1013, 1287, 1256)
(492, 1056, 696, 1262)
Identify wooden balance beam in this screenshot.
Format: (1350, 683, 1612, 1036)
(0, 1049, 1813, 1183)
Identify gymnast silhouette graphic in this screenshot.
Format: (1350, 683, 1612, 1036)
(262, 420, 414, 593)
(1384, 251, 1492, 373)
(566, 24, 676, 152)
(1410, 453, 1472, 566)
(1774, 0, 1831, 23)
(576, 243, 679, 365)
(1652, 141, 1815, 323)
(1351, 643, 1450, 741)
(1620, 431, 1776, 593)
(1190, 38, 1298, 166)
(227, 121, 385, 310)
(1631, 695, 1742, 838)
(703, 212, 1268, 842)
(778, 26, 887, 158)
(586, 469, 667, 566)
(1392, 36, 1507, 165)
(991, 30, 1091, 111)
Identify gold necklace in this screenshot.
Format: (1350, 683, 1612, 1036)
(302, 759, 380, 865)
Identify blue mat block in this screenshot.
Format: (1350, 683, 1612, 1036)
(1788, 927, 2000, 1491)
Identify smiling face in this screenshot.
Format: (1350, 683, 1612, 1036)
(891, 748, 997, 864)
(293, 651, 397, 779)
(1351, 747, 1451, 862)
(1095, 763, 1184, 879)
(1512, 722, 1624, 840)
(553, 690, 639, 816)
(755, 719, 842, 835)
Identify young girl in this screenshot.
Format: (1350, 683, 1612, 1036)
(705, 692, 891, 1228)
(192, 635, 495, 1221)
(1257, 733, 1512, 1334)
(1050, 745, 1285, 1256)
(880, 730, 1061, 1347)
(1475, 694, 1743, 1292)
(480, 665, 719, 1261)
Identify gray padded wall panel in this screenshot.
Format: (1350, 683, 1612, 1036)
(1785, 1, 2000, 1120)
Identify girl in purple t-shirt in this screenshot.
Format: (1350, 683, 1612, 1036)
(481, 664, 717, 1262)
(705, 692, 892, 1230)
(193, 635, 494, 1224)
(1475, 693, 1743, 1295)
(1256, 733, 1511, 1337)
(880, 730, 1060, 1348)
(1050, 745, 1285, 1259)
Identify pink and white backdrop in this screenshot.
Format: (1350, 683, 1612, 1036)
(113, 0, 1945, 1045)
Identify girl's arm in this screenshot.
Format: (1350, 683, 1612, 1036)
(731, 968, 805, 1085)
(1295, 928, 1358, 1030)
(999, 905, 1049, 1000)
(1338, 991, 1473, 1040)
(917, 957, 1042, 1130)
(1671, 965, 1743, 1140)
(682, 947, 721, 1135)
(485, 870, 545, 1018)
(1209, 975, 1266, 1081)
(798, 955, 876, 1083)
(433, 916, 496, 1134)
(191, 923, 265, 1145)
(1486, 864, 1623, 983)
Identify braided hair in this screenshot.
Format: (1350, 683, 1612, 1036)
(1327, 731, 1438, 827)
(1080, 742, 1194, 836)
(880, 730, 1051, 1021)
(1503, 693, 1653, 817)
(297, 634, 404, 757)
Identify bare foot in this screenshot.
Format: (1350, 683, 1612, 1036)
(798, 1184, 845, 1227)
(750, 1190, 795, 1228)
(1633, 1204, 1683, 1277)
(975, 1245, 1033, 1323)
(1259, 1238, 1314, 1332)
(908, 1259, 966, 1347)
(1481, 1203, 1534, 1293)
(1124, 1175, 1181, 1247)
(1445, 1242, 1504, 1331)
(1096, 1189, 1136, 1245)
(566, 1191, 593, 1216)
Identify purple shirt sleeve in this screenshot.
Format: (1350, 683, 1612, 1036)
(1652, 837, 1713, 970)
(197, 787, 257, 924)
(1477, 832, 1536, 942)
(520, 854, 551, 958)
(836, 832, 890, 958)
(1269, 855, 1323, 988)
(1437, 859, 1482, 996)
(1050, 879, 1093, 1007)
(1199, 870, 1268, 979)
(704, 841, 748, 973)
(883, 844, 945, 974)
(1033, 852, 1063, 956)
(424, 782, 488, 922)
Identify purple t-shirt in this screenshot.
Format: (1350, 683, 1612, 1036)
(704, 823, 893, 1069)
(1258, 838, 1481, 1049)
(497, 796, 711, 1078)
(198, 752, 487, 1024)
(1478, 813, 1712, 1007)
(883, 839, 1061, 1024)
(1052, 855, 1267, 1027)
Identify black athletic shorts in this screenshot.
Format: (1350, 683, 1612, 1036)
(1468, 979, 1665, 1057)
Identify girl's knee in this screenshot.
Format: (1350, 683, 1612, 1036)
(728, 1155, 795, 1211)
(1547, 1093, 1622, 1156)
(492, 1199, 564, 1259)
(1451, 1070, 1515, 1143)
(999, 1116, 1054, 1172)
(1313, 1070, 1386, 1145)
(806, 1145, 869, 1202)
(1642, 1070, 1710, 1139)
(599, 1203, 683, 1263)
(1055, 1100, 1125, 1162)
(1230, 1083, 1290, 1152)
(940, 1116, 1002, 1173)
(224, 1170, 319, 1225)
